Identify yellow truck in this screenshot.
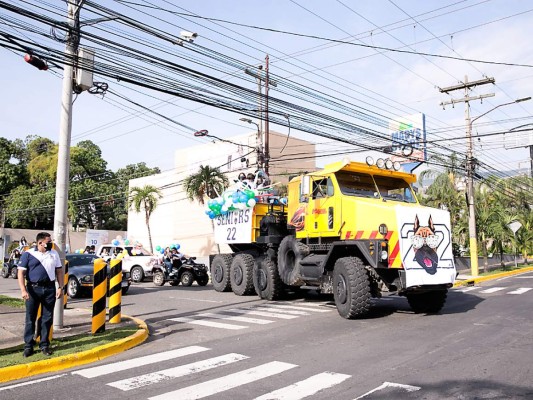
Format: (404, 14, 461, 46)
(210, 159, 456, 319)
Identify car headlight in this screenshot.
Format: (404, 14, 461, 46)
(81, 275, 93, 283)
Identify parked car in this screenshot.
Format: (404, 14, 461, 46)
(65, 254, 131, 298)
(96, 244, 155, 283)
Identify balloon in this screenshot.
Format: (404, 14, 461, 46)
(175, 244, 180, 250)
(246, 190, 255, 199)
(170, 244, 175, 249)
(132, 250, 137, 256)
(75, 249, 79, 254)
(217, 197, 225, 205)
(247, 198, 256, 207)
(239, 193, 248, 203)
(155, 245, 161, 251)
(160, 249, 165, 254)
(208, 210, 216, 219)
(112, 239, 119, 246)
(124, 239, 130, 245)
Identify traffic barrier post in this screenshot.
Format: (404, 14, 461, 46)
(91, 258, 107, 334)
(108, 258, 122, 324)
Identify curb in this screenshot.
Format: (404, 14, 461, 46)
(0, 315, 149, 384)
(453, 266, 533, 287)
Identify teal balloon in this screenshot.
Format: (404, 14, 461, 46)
(246, 190, 255, 199)
(155, 245, 161, 251)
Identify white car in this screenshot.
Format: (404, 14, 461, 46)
(96, 244, 156, 282)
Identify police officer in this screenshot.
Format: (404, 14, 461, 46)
(17, 232, 64, 357)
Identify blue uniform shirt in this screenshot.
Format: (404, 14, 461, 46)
(19, 248, 62, 283)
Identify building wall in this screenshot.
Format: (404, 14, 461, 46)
(127, 131, 316, 261)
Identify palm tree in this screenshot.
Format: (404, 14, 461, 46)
(128, 185, 162, 253)
(183, 165, 229, 253)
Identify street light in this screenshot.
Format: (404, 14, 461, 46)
(239, 118, 263, 169)
(466, 96, 530, 277)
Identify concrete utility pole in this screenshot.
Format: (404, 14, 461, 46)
(53, 0, 83, 329)
(439, 76, 495, 277)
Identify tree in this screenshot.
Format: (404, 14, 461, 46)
(128, 185, 162, 253)
(183, 165, 229, 253)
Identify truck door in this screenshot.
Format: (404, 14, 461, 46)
(307, 176, 339, 237)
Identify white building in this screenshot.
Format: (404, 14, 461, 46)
(127, 131, 316, 262)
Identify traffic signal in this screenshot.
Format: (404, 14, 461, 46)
(24, 54, 48, 71)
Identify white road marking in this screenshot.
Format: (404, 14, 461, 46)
(196, 312, 274, 324)
(73, 346, 209, 378)
(148, 361, 297, 400)
(254, 371, 350, 400)
(258, 304, 331, 313)
(253, 306, 310, 315)
(226, 308, 298, 319)
(455, 286, 481, 292)
(168, 317, 247, 330)
(479, 287, 506, 293)
(507, 288, 532, 295)
(515, 276, 533, 279)
(108, 353, 248, 391)
(355, 381, 421, 399)
(0, 374, 67, 392)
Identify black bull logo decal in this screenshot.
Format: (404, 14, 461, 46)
(412, 215, 440, 275)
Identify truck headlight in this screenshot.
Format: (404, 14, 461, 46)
(380, 250, 388, 261)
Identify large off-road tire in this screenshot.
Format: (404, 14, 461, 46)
(230, 254, 256, 296)
(196, 276, 209, 286)
(211, 254, 233, 292)
(130, 266, 144, 283)
(333, 257, 372, 319)
(67, 276, 81, 299)
(153, 271, 165, 286)
(253, 258, 284, 301)
(181, 271, 194, 287)
(277, 236, 309, 286)
(407, 290, 448, 314)
(10, 266, 17, 279)
(1, 266, 9, 278)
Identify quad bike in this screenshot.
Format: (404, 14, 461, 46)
(1, 260, 19, 279)
(152, 257, 209, 287)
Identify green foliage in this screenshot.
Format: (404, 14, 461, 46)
(2, 136, 160, 232)
(183, 165, 229, 205)
(128, 185, 162, 253)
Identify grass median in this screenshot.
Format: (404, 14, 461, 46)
(0, 325, 137, 368)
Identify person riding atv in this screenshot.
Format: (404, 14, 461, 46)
(152, 254, 209, 287)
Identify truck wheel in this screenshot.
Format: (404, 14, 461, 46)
(211, 254, 233, 292)
(230, 254, 256, 296)
(333, 257, 371, 319)
(153, 271, 165, 286)
(407, 290, 448, 314)
(253, 259, 284, 301)
(277, 236, 309, 286)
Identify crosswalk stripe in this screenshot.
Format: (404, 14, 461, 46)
(254, 371, 351, 400)
(455, 286, 481, 292)
(226, 308, 299, 319)
(196, 312, 275, 324)
(259, 304, 331, 313)
(148, 361, 298, 400)
(479, 287, 505, 293)
(108, 353, 249, 391)
(73, 346, 209, 378)
(507, 288, 532, 295)
(254, 306, 310, 315)
(168, 317, 247, 330)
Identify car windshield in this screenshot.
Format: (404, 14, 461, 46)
(335, 171, 378, 198)
(372, 175, 417, 203)
(67, 254, 97, 267)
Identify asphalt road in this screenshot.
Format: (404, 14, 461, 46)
(1, 271, 532, 399)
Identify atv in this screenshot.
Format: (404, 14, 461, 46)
(152, 257, 209, 287)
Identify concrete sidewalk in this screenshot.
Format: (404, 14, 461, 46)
(0, 301, 148, 383)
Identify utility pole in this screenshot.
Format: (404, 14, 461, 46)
(53, 0, 83, 329)
(264, 55, 271, 176)
(439, 76, 495, 277)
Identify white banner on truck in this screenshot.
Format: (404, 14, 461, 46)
(214, 209, 253, 244)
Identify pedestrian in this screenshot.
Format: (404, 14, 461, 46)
(20, 236, 27, 247)
(17, 232, 64, 357)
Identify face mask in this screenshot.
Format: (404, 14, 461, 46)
(45, 242, 53, 252)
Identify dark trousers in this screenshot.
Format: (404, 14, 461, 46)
(24, 284, 56, 349)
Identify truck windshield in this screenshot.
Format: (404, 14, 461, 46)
(335, 171, 378, 198)
(372, 175, 417, 203)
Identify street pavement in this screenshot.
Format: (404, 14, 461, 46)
(0, 268, 532, 398)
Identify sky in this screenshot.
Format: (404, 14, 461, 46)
(1, 0, 533, 178)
